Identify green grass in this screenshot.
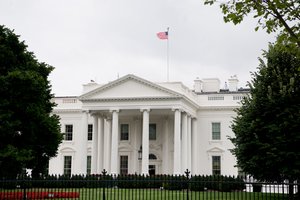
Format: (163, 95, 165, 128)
(1, 188, 288, 200)
(67, 188, 288, 200)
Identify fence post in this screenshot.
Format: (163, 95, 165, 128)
(102, 169, 107, 200)
(185, 169, 190, 200)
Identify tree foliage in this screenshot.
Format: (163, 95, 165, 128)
(230, 40, 300, 182)
(0, 25, 62, 178)
(204, 0, 300, 47)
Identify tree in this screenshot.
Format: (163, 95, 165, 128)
(204, 0, 300, 47)
(230, 40, 300, 187)
(0, 25, 62, 178)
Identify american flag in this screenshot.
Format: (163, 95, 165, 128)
(157, 31, 168, 40)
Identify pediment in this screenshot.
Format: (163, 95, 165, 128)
(80, 74, 182, 101)
(60, 147, 75, 153)
(206, 147, 225, 153)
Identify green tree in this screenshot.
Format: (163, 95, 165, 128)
(0, 25, 62, 178)
(204, 0, 300, 47)
(230, 41, 300, 187)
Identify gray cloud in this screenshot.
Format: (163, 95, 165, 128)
(0, 0, 275, 96)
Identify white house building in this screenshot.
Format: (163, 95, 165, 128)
(49, 74, 248, 176)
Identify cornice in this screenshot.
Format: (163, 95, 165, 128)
(80, 96, 182, 102)
(198, 106, 239, 111)
(52, 109, 82, 113)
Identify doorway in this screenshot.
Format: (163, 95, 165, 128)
(149, 165, 155, 176)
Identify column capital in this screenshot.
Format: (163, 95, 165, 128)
(140, 108, 150, 113)
(171, 107, 183, 112)
(109, 108, 119, 113)
(82, 109, 90, 114)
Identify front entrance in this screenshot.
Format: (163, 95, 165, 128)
(149, 165, 155, 176)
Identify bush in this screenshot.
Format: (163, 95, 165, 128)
(190, 175, 246, 192)
(163, 175, 187, 190)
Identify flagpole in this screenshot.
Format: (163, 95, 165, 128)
(167, 27, 169, 82)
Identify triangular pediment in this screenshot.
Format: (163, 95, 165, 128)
(80, 74, 182, 101)
(207, 147, 225, 153)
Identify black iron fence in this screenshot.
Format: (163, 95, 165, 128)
(0, 170, 298, 200)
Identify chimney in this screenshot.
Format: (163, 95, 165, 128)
(82, 80, 99, 94)
(228, 75, 239, 92)
(194, 77, 202, 93)
(202, 78, 220, 92)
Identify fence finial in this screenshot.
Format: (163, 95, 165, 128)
(185, 169, 190, 178)
(102, 169, 107, 176)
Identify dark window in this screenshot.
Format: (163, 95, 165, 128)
(120, 156, 128, 175)
(64, 156, 72, 175)
(212, 122, 221, 140)
(212, 156, 221, 175)
(149, 124, 156, 140)
(88, 124, 93, 141)
(149, 154, 157, 160)
(65, 125, 73, 141)
(87, 156, 91, 175)
(120, 124, 129, 140)
(149, 165, 155, 176)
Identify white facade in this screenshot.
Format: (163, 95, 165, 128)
(49, 74, 248, 176)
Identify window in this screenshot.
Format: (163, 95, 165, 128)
(64, 156, 72, 176)
(149, 154, 157, 160)
(233, 96, 243, 101)
(120, 124, 129, 140)
(149, 124, 156, 140)
(88, 124, 93, 141)
(212, 122, 221, 140)
(120, 156, 128, 175)
(65, 125, 73, 141)
(212, 156, 221, 175)
(208, 96, 224, 101)
(149, 165, 155, 176)
(87, 156, 91, 175)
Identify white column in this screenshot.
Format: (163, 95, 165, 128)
(181, 113, 188, 173)
(97, 116, 104, 173)
(187, 115, 192, 172)
(132, 117, 141, 173)
(91, 114, 98, 174)
(110, 110, 119, 175)
(103, 117, 112, 173)
(173, 109, 181, 175)
(162, 116, 169, 174)
(75, 110, 88, 174)
(191, 118, 197, 175)
(141, 109, 150, 175)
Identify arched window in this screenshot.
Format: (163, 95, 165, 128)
(149, 154, 157, 160)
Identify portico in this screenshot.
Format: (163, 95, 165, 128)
(81, 107, 196, 175)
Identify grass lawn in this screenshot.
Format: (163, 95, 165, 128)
(0, 188, 288, 200)
(73, 188, 288, 200)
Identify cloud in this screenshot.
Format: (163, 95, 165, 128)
(0, 0, 275, 96)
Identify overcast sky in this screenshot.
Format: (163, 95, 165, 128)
(0, 0, 276, 96)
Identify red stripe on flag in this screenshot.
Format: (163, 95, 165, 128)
(157, 31, 168, 40)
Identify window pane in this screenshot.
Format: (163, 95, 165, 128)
(65, 125, 73, 141)
(212, 122, 221, 140)
(149, 154, 157, 160)
(120, 156, 128, 175)
(149, 124, 156, 140)
(212, 156, 221, 175)
(120, 124, 129, 140)
(64, 156, 72, 176)
(87, 156, 91, 175)
(88, 124, 93, 141)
